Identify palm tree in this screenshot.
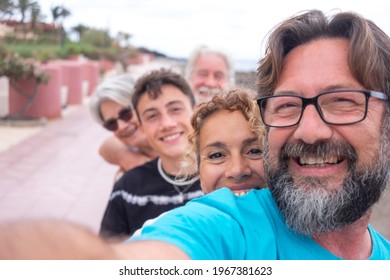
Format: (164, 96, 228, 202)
(29, 1, 44, 30)
(0, 0, 15, 20)
(71, 23, 88, 42)
(16, 0, 32, 23)
(50, 5, 71, 45)
(50, 5, 60, 25)
(117, 31, 132, 47)
(50, 5, 71, 25)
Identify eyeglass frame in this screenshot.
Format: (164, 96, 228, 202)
(103, 105, 133, 131)
(256, 89, 389, 128)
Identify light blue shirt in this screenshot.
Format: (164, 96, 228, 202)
(130, 188, 390, 260)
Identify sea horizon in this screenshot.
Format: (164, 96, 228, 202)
(234, 59, 258, 73)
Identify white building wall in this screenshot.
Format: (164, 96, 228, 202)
(0, 76, 9, 117)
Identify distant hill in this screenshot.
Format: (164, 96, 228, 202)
(137, 46, 187, 62)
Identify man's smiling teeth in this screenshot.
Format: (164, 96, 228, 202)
(162, 133, 180, 142)
(232, 187, 261, 197)
(298, 155, 340, 166)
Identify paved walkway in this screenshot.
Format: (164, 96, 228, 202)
(0, 101, 117, 234)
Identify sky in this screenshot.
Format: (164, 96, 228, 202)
(36, 0, 390, 71)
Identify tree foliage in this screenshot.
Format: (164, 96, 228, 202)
(0, 0, 15, 19)
(50, 5, 70, 25)
(0, 46, 48, 83)
(1, 1, 138, 64)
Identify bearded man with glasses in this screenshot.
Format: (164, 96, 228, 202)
(256, 11, 390, 246)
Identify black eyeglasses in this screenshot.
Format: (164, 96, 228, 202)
(103, 106, 133, 131)
(257, 90, 388, 128)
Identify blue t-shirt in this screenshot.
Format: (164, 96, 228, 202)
(130, 188, 390, 260)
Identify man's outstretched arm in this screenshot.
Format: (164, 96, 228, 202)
(0, 220, 189, 260)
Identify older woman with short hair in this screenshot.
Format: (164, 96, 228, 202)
(90, 74, 157, 180)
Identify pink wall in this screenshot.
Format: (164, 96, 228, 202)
(7, 58, 102, 119)
(58, 61, 83, 105)
(8, 64, 62, 119)
(81, 61, 100, 96)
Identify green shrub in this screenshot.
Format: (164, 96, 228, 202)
(0, 48, 49, 84)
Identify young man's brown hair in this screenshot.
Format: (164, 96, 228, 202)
(132, 68, 196, 123)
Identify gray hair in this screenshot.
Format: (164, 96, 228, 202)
(184, 45, 235, 85)
(90, 74, 135, 126)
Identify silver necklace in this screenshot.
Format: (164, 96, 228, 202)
(157, 158, 199, 203)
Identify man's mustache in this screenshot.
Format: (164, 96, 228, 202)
(280, 140, 357, 163)
(197, 86, 221, 95)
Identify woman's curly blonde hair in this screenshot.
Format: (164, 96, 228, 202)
(180, 87, 266, 178)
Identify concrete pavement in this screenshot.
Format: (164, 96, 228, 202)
(0, 101, 117, 233)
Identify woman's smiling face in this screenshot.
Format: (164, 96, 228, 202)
(100, 99, 145, 147)
(199, 110, 266, 195)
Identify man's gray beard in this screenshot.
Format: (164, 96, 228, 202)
(263, 129, 390, 236)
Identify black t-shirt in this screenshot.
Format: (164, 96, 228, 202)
(99, 158, 203, 238)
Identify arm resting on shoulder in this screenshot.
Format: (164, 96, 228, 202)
(99, 136, 130, 166)
(99, 136, 151, 171)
